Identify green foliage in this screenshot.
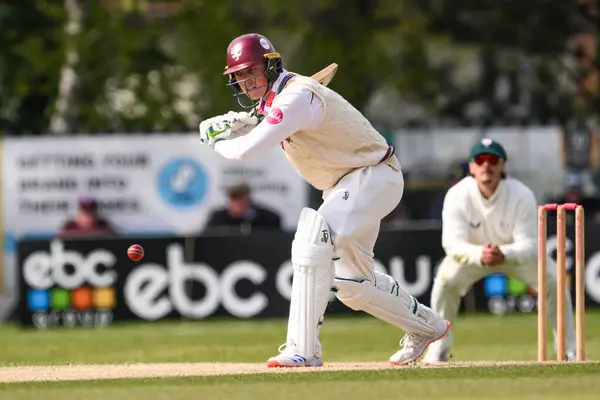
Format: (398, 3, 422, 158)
(170, 1, 246, 119)
(0, 0, 596, 135)
(0, 1, 65, 135)
(73, 2, 184, 133)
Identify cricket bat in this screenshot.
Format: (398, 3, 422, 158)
(311, 63, 338, 87)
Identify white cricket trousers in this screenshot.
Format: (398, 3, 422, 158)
(318, 159, 404, 279)
(428, 256, 577, 357)
(311, 158, 446, 356)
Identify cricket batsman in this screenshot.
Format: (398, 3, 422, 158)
(198, 33, 450, 367)
(422, 138, 578, 363)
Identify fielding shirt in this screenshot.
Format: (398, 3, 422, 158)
(441, 176, 538, 266)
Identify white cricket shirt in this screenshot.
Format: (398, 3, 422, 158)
(214, 70, 396, 190)
(214, 72, 324, 161)
(441, 176, 538, 266)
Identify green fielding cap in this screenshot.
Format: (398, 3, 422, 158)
(469, 138, 507, 162)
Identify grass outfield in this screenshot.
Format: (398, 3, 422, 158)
(2, 365, 600, 400)
(0, 311, 598, 399)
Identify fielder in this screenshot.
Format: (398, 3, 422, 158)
(198, 33, 450, 367)
(423, 138, 578, 363)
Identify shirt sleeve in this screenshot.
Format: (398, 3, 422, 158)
(214, 88, 319, 161)
(498, 191, 537, 263)
(441, 189, 484, 266)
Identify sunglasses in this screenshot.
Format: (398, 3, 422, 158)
(473, 154, 501, 166)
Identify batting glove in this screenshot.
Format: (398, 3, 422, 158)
(199, 111, 259, 146)
(199, 119, 233, 148)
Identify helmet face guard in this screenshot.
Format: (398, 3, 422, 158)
(225, 53, 282, 109)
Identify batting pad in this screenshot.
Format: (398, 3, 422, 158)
(286, 208, 335, 358)
(334, 271, 435, 337)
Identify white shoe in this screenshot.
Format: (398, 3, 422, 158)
(266, 344, 323, 368)
(389, 319, 451, 366)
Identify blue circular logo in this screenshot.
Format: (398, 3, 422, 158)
(157, 158, 208, 209)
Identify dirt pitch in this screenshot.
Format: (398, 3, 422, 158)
(0, 360, 597, 383)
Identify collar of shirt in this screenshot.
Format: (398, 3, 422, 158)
(258, 68, 292, 116)
(470, 178, 505, 206)
(487, 180, 505, 203)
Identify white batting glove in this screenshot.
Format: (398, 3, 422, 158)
(230, 118, 259, 140)
(229, 111, 259, 130)
(199, 119, 232, 148)
(199, 112, 233, 146)
(229, 111, 259, 139)
(199, 111, 259, 145)
(214, 111, 258, 130)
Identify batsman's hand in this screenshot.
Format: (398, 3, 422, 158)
(229, 111, 259, 138)
(229, 111, 259, 130)
(481, 244, 505, 266)
(199, 119, 232, 148)
(199, 111, 259, 146)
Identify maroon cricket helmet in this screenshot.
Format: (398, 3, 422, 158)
(223, 33, 283, 107)
(224, 33, 278, 75)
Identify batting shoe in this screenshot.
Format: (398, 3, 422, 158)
(266, 344, 323, 368)
(389, 319, 451, 366)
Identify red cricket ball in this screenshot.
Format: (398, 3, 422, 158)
(127, 244, 144, 262)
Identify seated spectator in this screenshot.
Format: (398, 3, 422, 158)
(58, 198, 116, 237)
(205, 184, 282, 233)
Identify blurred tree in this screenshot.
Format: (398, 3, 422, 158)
(0, 1, 65, 135)
(71, 1, 185, 133)
(419, 0, 598, 124)
(49, 0, 86, 135)
(215, 0, 435, 112)
(170, 0, 246, 120)
(0, 0, 596, 135)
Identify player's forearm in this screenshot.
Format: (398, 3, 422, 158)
(214, 113, 300, 161)
(441, 201, 484, 265)
(499, 240, 536, 263)
(498, 197, 538, 263)
(214, 136, 261, 161)
(442, 238, 484, 266)
(214, 127, 277, 161)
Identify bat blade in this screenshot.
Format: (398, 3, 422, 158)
(311, 63, 338, 87)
